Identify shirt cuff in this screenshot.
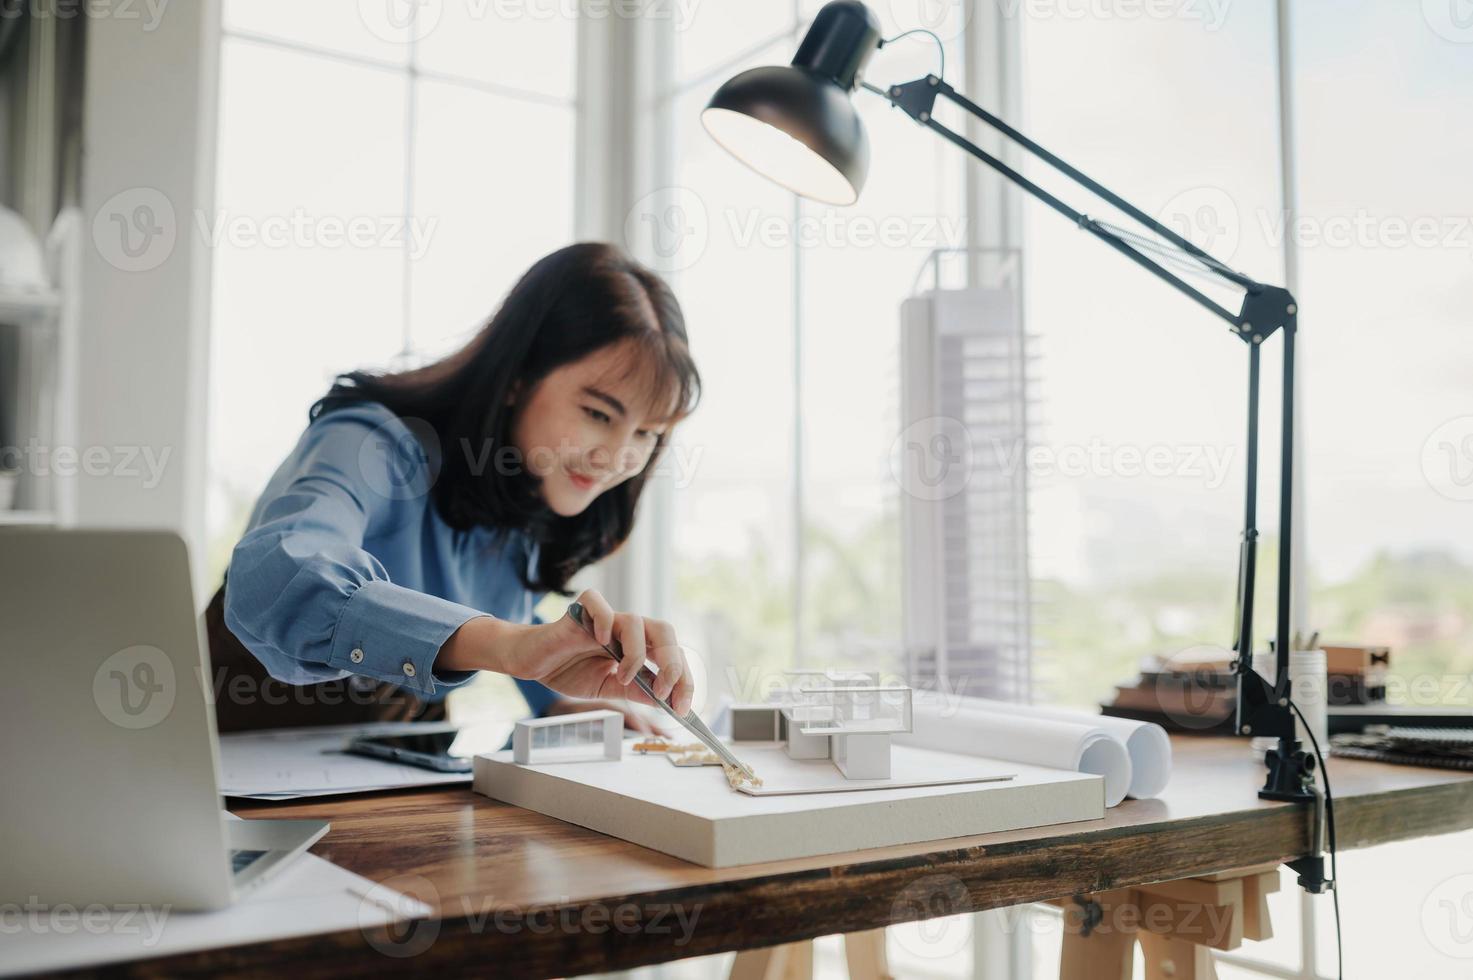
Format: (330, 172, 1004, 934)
(328, 580, 481, 697)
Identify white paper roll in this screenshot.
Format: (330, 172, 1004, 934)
(954, 698, 1174, 800)
(897, 703, 1134, 807)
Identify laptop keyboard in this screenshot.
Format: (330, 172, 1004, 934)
(230, 849, 268, 874)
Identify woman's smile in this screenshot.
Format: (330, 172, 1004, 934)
(564, 465, 598, 492)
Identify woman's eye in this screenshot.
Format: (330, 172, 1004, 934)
(582, 407, 611, 424)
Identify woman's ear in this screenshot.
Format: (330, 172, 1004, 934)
(505, 379, 522, 406)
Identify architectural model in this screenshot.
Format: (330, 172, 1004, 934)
(732, 671, 914, 780)
(512, 709, 622, 765)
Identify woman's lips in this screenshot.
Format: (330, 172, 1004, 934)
(566, 468, 597, 491)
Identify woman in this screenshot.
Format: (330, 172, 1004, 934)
(205, 242, 699, 733)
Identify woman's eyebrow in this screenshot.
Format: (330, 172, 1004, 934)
(581, 386, 627, 417)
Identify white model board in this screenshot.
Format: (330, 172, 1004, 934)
(473, 741, 1103, 867)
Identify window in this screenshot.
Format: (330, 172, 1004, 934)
(1018, 3, 1287, 708)
(205, 2, 577, 583)
(1296, 1, 1473, 710)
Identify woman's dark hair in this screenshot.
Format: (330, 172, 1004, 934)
(312, 242, 700, 594)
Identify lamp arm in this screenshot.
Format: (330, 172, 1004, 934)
(861, 75, 1297, 338)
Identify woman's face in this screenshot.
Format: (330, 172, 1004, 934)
(509, 342, 672, 517)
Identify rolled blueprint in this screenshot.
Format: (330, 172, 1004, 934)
(954, 698, 1173, 800)
(897, 701, 1135, 807)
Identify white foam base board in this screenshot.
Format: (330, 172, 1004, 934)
(473, 741, 1103, 867)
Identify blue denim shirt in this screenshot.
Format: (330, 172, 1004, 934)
(223, 400, 557, 713)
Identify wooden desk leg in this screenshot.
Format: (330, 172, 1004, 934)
(843, 929, 893, 980)
(1056, 888, 1137, 980)
(1139, 931, 1216, 980)
(730, 941, 813, 980)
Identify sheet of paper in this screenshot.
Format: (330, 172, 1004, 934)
(217, 721, 483, 799)
(728, 744, 1014, 796)
(0, 851, 431, 977)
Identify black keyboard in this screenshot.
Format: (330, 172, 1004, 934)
(230, 849, 267, 874)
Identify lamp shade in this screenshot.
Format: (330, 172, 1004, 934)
(701, 1, 881, 206)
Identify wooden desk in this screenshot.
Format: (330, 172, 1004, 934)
(83, 736, 1473, 978)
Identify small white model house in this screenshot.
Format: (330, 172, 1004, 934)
(732, 672, 914, 780)
(512, 709, 622, 765)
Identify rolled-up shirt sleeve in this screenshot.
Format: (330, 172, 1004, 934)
(223, 407, 479, 698)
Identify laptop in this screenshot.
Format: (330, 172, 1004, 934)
(0, 528, 328, 911)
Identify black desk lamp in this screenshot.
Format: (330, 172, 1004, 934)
(703, 0, 1331, 893)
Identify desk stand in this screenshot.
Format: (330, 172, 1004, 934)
(1052, 863, 1281, 980)
(728, 865, 1276, 980)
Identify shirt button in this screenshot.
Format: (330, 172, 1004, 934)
(401, 661, 417, 678)
(349, 648, 365, 664)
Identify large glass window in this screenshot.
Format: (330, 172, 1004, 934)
(1295, 1, 1473, 708)
(1018, 4, 1287, 708)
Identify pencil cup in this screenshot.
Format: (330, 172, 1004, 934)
(1249, 649, 1328, 756)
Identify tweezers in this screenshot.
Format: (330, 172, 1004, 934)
(566, 602, 753, 777)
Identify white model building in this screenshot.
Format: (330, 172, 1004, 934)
(512, 709, 622, 765)
(732, 672, 914, 780)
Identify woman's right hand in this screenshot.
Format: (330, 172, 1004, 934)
(436, 588, 695, 715)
